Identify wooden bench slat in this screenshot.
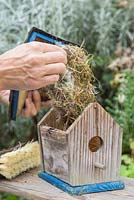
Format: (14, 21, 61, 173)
(0, 167, 134, 200)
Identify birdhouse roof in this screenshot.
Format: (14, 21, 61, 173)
(38, 102, 121, 134)
(66, 102, 122, 134)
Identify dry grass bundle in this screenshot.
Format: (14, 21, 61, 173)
(39, 45, 96, 129)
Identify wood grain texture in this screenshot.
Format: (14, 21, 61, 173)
(40, 127, 68, 182)
(68, 103, 122, 185)
(38, 103, 122, 186)
(39, 108, 69, 182)
(0, 167, 134, 200)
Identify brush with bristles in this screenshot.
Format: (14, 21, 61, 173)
(0, 141, 41, 179)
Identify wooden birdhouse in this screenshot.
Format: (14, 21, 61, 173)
(38, 102, 124, 195)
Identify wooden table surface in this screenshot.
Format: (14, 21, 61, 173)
(0, 167, 134, 200)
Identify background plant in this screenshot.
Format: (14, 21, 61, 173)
(106, 71, 134, 152)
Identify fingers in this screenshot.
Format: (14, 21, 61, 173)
(0, 41, 67, 91)
(23, 74, 59, 91)
(29, 41, 66, 55)
(22, 92, 37, 118)
(32, 90, 41, 112)
(27, 51, 67, 66)
(41, 63, 66, 76)
(0, 90, 10, 106)
(42, 51, 67, 65)
(22, 99, 32, 118)
(41, 100, 52, 107)
(39, 75, 59, 88)
(22, 90, 52, 118)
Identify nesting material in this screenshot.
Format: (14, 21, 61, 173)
(39, 45, 96, 129)
(0, 141, 40, 179)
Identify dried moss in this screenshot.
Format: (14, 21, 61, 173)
(39, 45, 96, 129)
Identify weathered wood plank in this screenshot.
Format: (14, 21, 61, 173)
(38, 102, 122, 185)
(0, 168, 134, 200)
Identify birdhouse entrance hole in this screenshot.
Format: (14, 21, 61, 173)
(88, 136, 103, 152)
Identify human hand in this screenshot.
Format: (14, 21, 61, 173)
(22, 90, 51, 118)
(0, 90, 51, 118)
(0, 42, 67, 90)
(0, 90, 10, 106)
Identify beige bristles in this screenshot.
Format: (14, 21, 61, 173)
(0, 141, 41, 179)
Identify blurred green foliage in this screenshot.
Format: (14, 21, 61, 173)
(0, 105, 33, 150)
(121, 137, 134, 178)
(121, 154, 134, 178)
(0, 193, 26, 200)
(0, 0, 134, 199)
(106, 71, 134, 152)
